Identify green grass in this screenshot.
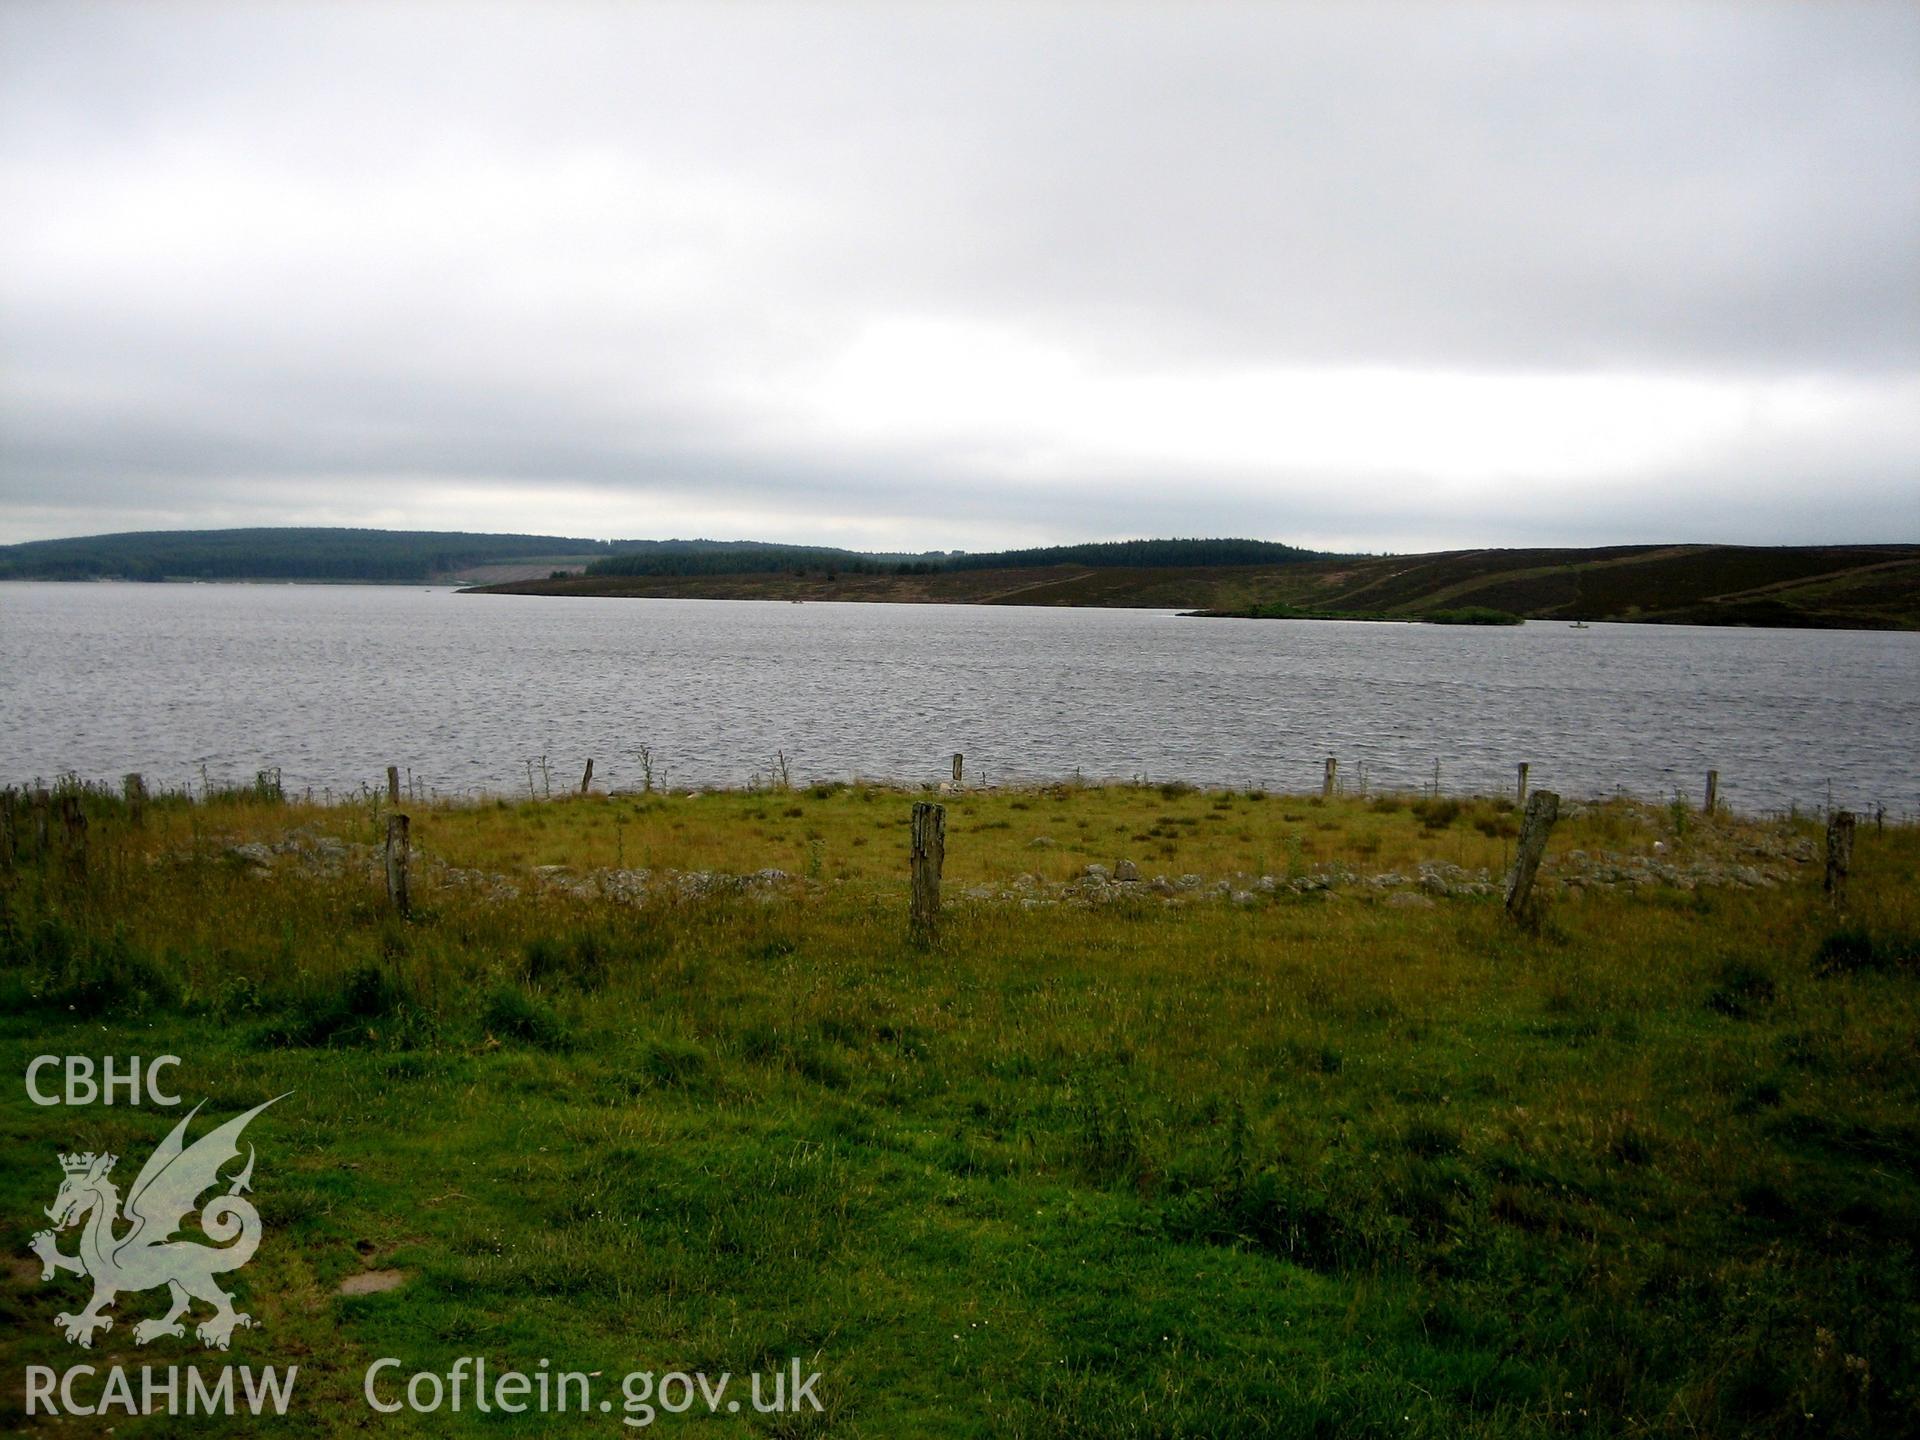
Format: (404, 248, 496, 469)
(2, 785, 1916, 1436)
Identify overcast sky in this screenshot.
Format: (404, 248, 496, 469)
(2, 1, 1915, 554)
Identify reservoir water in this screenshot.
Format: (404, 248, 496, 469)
(2, 581, 1915, 816)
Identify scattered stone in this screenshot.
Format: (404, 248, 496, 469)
(176, 795, 1819, 924)
(224, 842, 273, 870)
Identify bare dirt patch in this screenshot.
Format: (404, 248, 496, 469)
(336, 1269, 406, 1296)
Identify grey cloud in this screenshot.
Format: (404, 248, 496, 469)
(2, 1, 1916, 547)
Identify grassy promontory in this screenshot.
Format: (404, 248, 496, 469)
(3, 780, 1916, 1436)
(477, 542, 1920, 629)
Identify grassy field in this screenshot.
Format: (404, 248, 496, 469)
(2, 781, 1916, 1437)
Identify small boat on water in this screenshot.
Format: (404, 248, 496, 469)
(1569, 621, 1591, 629)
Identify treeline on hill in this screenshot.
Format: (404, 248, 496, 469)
(585, 539, 955, 578)
(0, 528, 618, 582)
(586, 536, 1328, 578)
(944, 537, 1323, 570)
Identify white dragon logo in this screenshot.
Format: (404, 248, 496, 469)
(29, 1095, 287, 1350)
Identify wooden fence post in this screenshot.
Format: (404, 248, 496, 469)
(386, 766, 401, 806)
(910, 802, 946, 946)
(123, 773, 147, 826)
(1704, 770, 1719, 815)
(580, 758, 594, 795)
(1322, 756, 1337, 798)
(1516, 762, 1529, 805)
(1505, 790, 1559, 920)
(57, 794, 88, 880)
(386, 813, 411, 916)
(951, 753, 964, 785)
(1824, 811, 1855, 908)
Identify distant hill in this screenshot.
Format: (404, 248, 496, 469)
(0, 529, 1331, 584)
(8, 528, 1914, 629)
(583, 536, 1322, 578)
(0, 527, 617, 582)
(487, 541, 1920, 630)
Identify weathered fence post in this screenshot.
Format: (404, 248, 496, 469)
(909, 801, 946, 946)
(1824, 810, 1855, 908)
(385, 813, 411, 916)
(1322, 756, 1337, 798)
(1704, 769, 1719, 816)
(579, 758, 594, 795)
(951, 753, 964, 785)
(123, 773, 147, 827)
(386, 766, 401, 806)
(1516, 762, 1529, 805)
(57, 794, 88, 881)
(1505, 790, 1560, 920)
